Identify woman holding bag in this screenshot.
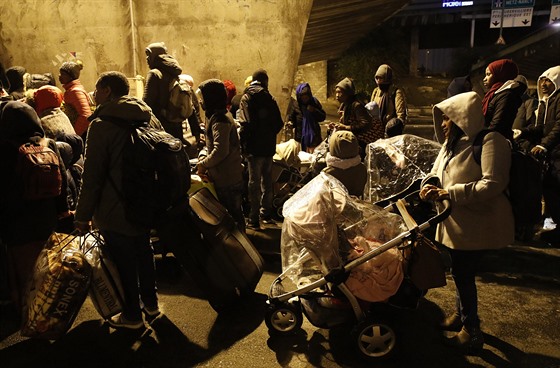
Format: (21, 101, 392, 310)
(420, 91, 514, 354)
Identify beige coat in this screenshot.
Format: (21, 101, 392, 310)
(427, 91, 514, 251)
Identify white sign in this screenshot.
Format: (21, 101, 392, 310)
(550, 5, 560, 23)
(490, 7, 533, 28)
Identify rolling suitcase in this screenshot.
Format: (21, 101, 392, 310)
(157, 188, 264, 312)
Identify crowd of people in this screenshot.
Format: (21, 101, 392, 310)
(1, 46, 559, 354)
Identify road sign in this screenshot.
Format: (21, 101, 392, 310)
(492, 0, 535, 8)
(490, 7, 533, 28)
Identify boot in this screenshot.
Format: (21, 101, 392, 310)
(444, 326, 484, 354)
(440, 313, 462, 332)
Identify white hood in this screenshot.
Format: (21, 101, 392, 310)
(432, 91, 484, 144)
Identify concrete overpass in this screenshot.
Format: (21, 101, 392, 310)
(0, 0, 410, 115)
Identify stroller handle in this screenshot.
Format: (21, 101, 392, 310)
(418, 197, 451, 232)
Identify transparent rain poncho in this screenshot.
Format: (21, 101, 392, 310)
(280, 173, 408, 301)
(365, 134, 441, 202)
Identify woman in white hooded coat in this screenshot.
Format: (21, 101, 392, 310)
(420, 91, 514, 353)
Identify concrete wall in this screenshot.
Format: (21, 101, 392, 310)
(0, 0, 313, 115)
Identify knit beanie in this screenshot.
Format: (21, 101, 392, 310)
(33, 85, 64, 115)
(375, 64, 393, 85)
(252, 69, 269, 85)
(329, 130, 359, 159)
(198, 79, 227, 114)
(60, 61, 83, 80)
(146, 42, 167, 57)
(223, 79, 237, 106)
(335, 77, 355, 96)
(5, 66, 26, 92)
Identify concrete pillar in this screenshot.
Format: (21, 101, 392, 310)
(0, 0, 313, 115)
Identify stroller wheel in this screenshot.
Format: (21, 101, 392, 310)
(265, 300, 303, 335)
(351, 317, 397, 361)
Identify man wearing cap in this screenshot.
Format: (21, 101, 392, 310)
(237, 69, 284, 229)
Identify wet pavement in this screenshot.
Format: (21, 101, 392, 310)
(1, 221, 559, 368)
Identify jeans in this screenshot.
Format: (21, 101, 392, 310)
(101, 229, 157, 321)
(449, 248, 486, 329)
(247, 155, 274, 223)
(215, 181, 246, 232)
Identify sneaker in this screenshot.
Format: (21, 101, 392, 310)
(261, 217, 276, 225)
(143, 306, 161, 318)
(443, 326, 484, 355)
(440, 313, 463, 332)
(246, 221, 261, 230)
(107, 313, 145, 330)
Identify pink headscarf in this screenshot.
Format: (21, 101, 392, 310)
(482, 59, 519, 115)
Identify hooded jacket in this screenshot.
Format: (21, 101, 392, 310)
(143, 45, 183, 125)
(322, 130, 366, 197)
(289, 83, 326, 149)
(370, 65, 408, 129)
(336, 78, 383, 151)
(427, 91, 514, 250)
(197, 79, 243, 189)
(75, 96, 153, 236)
(0, 101, 69, 245)
(519, 66, 560, 160)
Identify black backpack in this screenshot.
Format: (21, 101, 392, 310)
(473, 129, 542, 228)
(107, 119, 191, 228)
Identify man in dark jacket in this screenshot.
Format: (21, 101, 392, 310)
(143, 42, 183, 139)
(238, 69, 284, 229)
(75, 71, 160, 329)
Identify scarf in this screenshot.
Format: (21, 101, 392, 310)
(326, 153, 361, 170)
(481, 59, 518, 115)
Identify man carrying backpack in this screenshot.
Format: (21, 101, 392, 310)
(75, 72, 161, 330)
(238, 69, 284, 229)
(143, 42, 189, 140)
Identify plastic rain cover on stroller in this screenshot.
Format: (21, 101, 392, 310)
(281, 172, 408, 302)
(365, 134, 441, 202)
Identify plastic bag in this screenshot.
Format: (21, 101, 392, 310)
(21, 232, 91, 340)
(82, 233, 125, 320)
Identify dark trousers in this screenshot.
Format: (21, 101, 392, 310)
(101, 230, 156, 321)
(215, 181, 246, 232)
(448, 248, 486, 329)
(247, 155, 274, 223)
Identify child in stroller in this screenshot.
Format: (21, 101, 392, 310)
(265, 173, 450, 362)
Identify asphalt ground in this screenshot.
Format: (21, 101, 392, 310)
(1, 221, 559, 368)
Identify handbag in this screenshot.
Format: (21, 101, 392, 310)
(408, 233, 447, 290)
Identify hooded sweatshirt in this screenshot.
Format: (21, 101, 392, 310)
(197, 79, 243, 189)
(519, 66, 560, 161)
(75, 96, 153, 236)
(323, 130, 366, 197)
(428, 91, 514, 250)
(370, 65, 408, 129)
(143, 43, 183, 125)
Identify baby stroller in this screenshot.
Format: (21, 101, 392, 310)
(264, 173, 450, 362)
(271, 138, 328, 218)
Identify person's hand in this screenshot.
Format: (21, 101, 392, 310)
(196, 163, 206, 177)
(307, 105, 316, 112)
(420, 184, 449, 201)
(74, 220, 91, 235)
(530, 145, 546, 158)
